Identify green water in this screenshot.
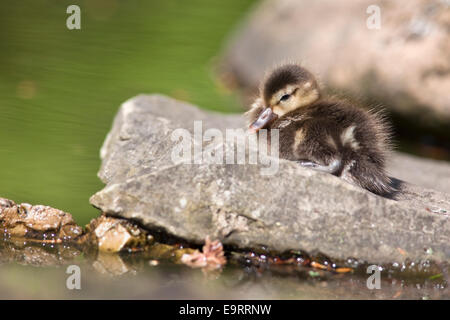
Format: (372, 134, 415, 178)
(0, 0, 256, 225)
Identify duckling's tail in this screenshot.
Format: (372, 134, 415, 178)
(341, 159, 394, 196)
(297, 157, 395, 196)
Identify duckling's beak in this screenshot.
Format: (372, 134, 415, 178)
(248, 108, 278, 133)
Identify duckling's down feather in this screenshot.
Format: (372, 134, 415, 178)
(273, 100, 394, 195)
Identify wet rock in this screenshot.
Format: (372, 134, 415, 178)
(90, 95, 450, 264)
(84, 215, 150, 253)
(0, 198, 15, 209)
(220, 0, 450, 127)
(0, 199, 83, 242)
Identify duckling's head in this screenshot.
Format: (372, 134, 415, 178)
(249, 64, 320, 132)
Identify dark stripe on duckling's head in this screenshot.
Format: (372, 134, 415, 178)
(262, 64, 321, 117)
(263, 64, 317, 103)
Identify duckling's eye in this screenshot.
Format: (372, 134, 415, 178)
(280, 94, 291, 102)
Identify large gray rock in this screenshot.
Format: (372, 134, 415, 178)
(90, 95, 450, 263)
(387, 153, 450, 194)
(220, 0, 450, 127)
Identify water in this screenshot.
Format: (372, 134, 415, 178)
(0, 240, 448, 299)
(0, 0, 255, 226)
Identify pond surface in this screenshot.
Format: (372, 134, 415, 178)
(0, 239, 448, 299)
(0, 0, 255, 226)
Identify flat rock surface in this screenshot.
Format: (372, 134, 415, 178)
(387, 153, 450, 193)
(90, 95, 450, 263)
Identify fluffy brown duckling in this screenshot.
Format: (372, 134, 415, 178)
(246, 64, 393, 196)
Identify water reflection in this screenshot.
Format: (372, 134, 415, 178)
(0, 239, 448, 299)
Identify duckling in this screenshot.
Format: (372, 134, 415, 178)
(246, 63, 393, 196)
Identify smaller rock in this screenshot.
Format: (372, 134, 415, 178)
(0, 198, 15, 209)
(0, 198, 82, 241)
(86, 215, 149, 253)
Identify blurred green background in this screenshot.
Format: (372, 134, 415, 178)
(0, 0, 256, 225)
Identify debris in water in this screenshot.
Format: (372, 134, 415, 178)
(149, 260, 159, 266)
(309, 271, 321, 277)
(428, 273, 442, 280)
(180, 236, 226, 271)
(335, 267, 353, 273)
(310, 261, 330, 270)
